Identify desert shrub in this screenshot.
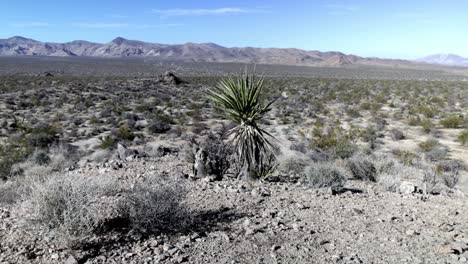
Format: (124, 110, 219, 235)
(194, 133, 234, 179)
(422, 167, 440, 194)
(304, 162, 347, 189)
(378, 171, 401, 192)
(21, 174, 118, 244)
(420, 118, 433, 134)
(390, 129, 405, 140)
(377, 162, 420, 192)
(310, 127, 357, 158)
(347, 154, 377, 181)
(436, 159, 465, 173)
(440, 115, 464, 128)
(20, 174, 189, 246)
(440, 171, 460, 189)
(290, 142, 308, 153)
(407, 116, 421, 126)
(147, 110, 173, 134)
(425, 146, 448, 161)
(392, 149, 419, 166)
(26, 124, 60, 148)
(372, 155, 396, 175)
(457, 130, 468, 146)
(417, 105, 438, 118)
(436, 160, 462, 189)
(346, 107, 361, 118)
(329, 140, 357, 159)
(117, 125, 135, 141)
(278, 157, 308, 177)
(418, 138, 440, 152)
(29, 149, 50, 165)
(47, 143, 81, 171)
(360, 126, 380, 150)
(98, 135, 116, 149)
(148, 118, 171, 134)
(0, 181, 23, 204)
(359, 102, 370, 110)
(0, 142, 31, 180)
(250, 153, 278, 179)
(418, 138, 448, 161)
(372, 118, 388, 131)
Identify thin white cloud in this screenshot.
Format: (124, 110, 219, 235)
(74, 23, 129, 28)
(324, 4, 360, 12)
(10, 22, 51, 28)
(151, 7, 249, 17)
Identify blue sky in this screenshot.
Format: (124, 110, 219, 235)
(0, 0, 466, 59)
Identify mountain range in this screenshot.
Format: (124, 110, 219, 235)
(0, 36, 466, 68)
(416, 54, 468, 67)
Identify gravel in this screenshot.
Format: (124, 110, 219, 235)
(0, 156, 467, 264)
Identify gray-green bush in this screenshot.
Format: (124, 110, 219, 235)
(20, 174, 190, 246)
(304, 162, 347, 189)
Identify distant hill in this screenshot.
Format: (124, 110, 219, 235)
(416, 53, 468, 67)
(0, 36, 433, 67)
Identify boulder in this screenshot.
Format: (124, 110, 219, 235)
(398, 181, 416, 194)
(117, 143, 139, 160)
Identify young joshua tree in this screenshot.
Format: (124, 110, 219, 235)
(207, 73, 276, 179)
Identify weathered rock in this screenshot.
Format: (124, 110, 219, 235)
(398, 181, 416, 194)
(65, 255, 78, 264)
(117, 143, 139, 160)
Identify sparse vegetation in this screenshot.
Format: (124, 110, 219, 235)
(0, 60, 467, 263)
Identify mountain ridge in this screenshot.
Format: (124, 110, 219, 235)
(0, 36, 443, 67)
(417, 53, 468, 67)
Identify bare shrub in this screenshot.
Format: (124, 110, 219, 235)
(304, 162, 347, 189)
(378, 172, 401, 192)
(19, 174, 190, 246)
(278, 157, 308, 177)
(441, 171, 460, 189)
(0, 181, 23, 204)
(347, 154, 377, 182)
(422, 167, 439, 194)
(436, 160, 462, 189)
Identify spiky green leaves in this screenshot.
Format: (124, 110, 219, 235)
(207, 73, 276, 175)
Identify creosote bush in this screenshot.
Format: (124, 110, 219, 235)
(99, 135, 116, 149)
(440, 115, 464, 129)
(457, 130, 468, 146)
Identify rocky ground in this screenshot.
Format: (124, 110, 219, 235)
(0, 154, 467, 264)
